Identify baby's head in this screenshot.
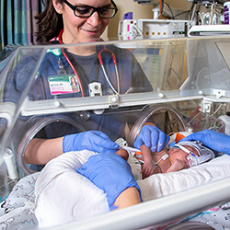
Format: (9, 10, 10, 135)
(169, 141, 216, 167)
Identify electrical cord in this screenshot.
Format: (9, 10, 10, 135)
(164, 2, 174, 19)
(159, 0, 174, 19)
(174, 10, 191, 19)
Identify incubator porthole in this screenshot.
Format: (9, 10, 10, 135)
(128, 104, 186, 147)
(17, 115, 86, 175)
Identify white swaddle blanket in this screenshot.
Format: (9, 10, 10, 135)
(34, 150, 230, 228)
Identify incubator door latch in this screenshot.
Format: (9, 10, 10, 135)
(200, 100, 212, 114)
(213, 89, 226, 99)
(109, 95, 120, 109)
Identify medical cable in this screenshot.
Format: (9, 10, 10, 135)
(135, 151, 169, 166)
(154, 153, 169, 165)
(136, 159, 163, 174)
(58, 29, 85, 97)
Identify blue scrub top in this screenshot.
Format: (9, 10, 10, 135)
(4, 44, 153, 141)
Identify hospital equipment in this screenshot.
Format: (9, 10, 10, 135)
(118, 19, 192, 40)
(118, 0, 195, 40)
(120, 0, 225, 40)
(190, 0, 224, 25)
(1, 33, 230, 229)
(188, 24, 230, 36)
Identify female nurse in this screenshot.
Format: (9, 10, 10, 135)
(3, 0, 169, 168)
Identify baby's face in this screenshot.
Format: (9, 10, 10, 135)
(168, 146, 199, 168)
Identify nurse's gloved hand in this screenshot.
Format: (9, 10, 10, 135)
(180, 129, 230, 155)
(76, 153, 141, 210)
(134, 125, 169, 152)
(62, 131, 119, 154)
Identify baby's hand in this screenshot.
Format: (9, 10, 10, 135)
(142, 161, 155, 179)
(166, 159, 185, 173)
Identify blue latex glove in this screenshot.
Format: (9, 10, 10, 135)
(63, 131, 119, 154)
(77, 153, 141, 210)
(134, 125, 169, 152)
(180, 129, 230, 155)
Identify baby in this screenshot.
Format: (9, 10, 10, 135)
(117, 137, 217, 179)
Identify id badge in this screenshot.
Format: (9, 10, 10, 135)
(48, 75, 80, 95)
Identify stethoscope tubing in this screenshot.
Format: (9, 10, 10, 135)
(98, 48, 120, 94)
(58, 29, 121, 97)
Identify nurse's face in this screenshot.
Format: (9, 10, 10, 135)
(53, 0, 111, 44)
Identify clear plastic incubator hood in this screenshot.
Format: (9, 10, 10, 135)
(0, 35, 230, 229)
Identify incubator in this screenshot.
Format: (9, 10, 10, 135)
(0, 35, 230, 229)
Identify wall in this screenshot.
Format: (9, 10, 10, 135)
(165, 0, 192, 11)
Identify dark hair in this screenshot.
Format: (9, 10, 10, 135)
(35, 0, 64, 43)
(35, 0, 116, 43)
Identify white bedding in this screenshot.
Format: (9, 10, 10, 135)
(34, 151, 230, 228)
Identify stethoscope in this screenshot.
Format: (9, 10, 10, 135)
(98, 47, 120, 95)
(58, 29, 120, 97)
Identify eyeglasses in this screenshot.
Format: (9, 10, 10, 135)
(62, 0, 118, 18)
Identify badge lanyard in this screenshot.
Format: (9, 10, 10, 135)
(58, 29, 85, 97)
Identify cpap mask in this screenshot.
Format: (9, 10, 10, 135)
(171, 141, 216, 167)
